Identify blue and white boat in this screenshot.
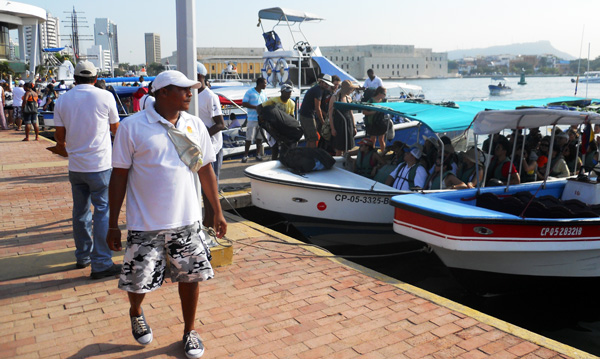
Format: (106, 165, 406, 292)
(488, 77, 512, 96)
(391, 107, 600, 289)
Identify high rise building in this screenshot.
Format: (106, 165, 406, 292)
(144, 33, 161, 65)
(24, 12, 60, 59)
(94, 18, 118, 67)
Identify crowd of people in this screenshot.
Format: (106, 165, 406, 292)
(348, 123, 594, 192)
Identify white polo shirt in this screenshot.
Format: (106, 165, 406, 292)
(364, 76, 384, 89)
(112, 105, 216, 231)
(53, 84, 119, 172)
(197, 87, 223, 154)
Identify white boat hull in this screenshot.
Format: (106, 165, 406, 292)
(246, 160, 407, 246)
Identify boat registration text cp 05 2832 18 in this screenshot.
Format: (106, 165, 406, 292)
(334, 194, 390, 205)
(540, 227, 583, 236)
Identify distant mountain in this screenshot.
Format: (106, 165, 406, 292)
(447, 41, 575, 61)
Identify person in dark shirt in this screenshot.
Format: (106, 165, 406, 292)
(299, 74, 333, 148)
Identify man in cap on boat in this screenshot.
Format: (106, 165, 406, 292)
(107, 70, 226, 358)
(196, 62, 226, 230)
(257, 83, 296, 160)
(241, 77, 268, 162)
(53, 60, 122, 279)
(386, 145, 428, 191)
(299, 74, 333, 148)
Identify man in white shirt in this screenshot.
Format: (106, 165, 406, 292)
(362, 69, 384, 90)
(54, 60, 121, 279)
(196, 62, 225, 229)
(386, 146, 427, 191)
(106, 70, 226, 358)
(12, 80, 25, 130)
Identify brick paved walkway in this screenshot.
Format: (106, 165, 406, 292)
(0, 129, 589, 358)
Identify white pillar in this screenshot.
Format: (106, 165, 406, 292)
(28, 20, 39, 81)
(17, 26, 26, 62)
(175, 0, 197, 117)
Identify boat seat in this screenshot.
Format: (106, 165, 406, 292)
(521, 200, 548, 218)
(569, 209, 599, 218)
(476, 192, 501, 211)
(499, 196, 525, 216)
(537, 195, 562, 208)
(589, 204, 600, 216)
(546, 205, 577, 219)
(562, 199, 589, 210)
(513, 191, 534, 204)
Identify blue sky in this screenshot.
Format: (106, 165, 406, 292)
(14, 0, 600, 64)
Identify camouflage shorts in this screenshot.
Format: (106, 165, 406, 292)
(118, 221, 214, 293)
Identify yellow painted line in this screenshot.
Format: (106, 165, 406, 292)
(230, 213, 597, 359)
(1, 160, 69, 171)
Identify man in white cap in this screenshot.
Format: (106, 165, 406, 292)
(106, 70, 227, 358)
(196, 62, 225, 230)
(53, 60, 122, 279)
(12, 80, 25, 130)
(299, 74, 333, 148)
(386, 145, 427, 191)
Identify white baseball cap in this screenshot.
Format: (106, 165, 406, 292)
(151, 70, 202, 92)
(74, 60, 97, 77)
(196, 62, 207, 76)
(409, 146, 422, 160)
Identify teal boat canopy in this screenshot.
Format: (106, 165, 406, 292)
(335, 97, 598, 134)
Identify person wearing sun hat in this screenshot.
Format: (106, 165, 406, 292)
(457, 146, 485, 188)
(107, 70, 226, 358)
(53, 60, 121, 279)
(299, 74, 333, 148)
(328, 79, 358, 155)
(386, 145, 428, 191)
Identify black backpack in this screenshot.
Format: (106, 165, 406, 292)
(280, 147, 336, 175)
(259, 105, 304, 146)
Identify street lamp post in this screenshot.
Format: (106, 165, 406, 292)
(98, 30, 114, 78)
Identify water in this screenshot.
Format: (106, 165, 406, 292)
(387, 76, 600, 102)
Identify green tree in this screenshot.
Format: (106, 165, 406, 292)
(147, 62, 165, 76)
(0, 61, 14, 79)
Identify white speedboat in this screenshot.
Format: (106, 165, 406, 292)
(572, 71, 600, 84)
(391, 107, 600, 291)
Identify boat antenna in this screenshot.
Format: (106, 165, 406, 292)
(574, 25, 584, 96)
(586, 43, 591, 97)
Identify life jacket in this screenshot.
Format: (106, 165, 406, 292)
(427, 170, 453, 190)
(488, 156, 511, 181)
(458, 165, 476, 184)
(355, 150, 377, 178)
(393, 162, 423, 190)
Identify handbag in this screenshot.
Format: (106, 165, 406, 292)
(158, 120, 203, 172)
(23, 94, 38, 114)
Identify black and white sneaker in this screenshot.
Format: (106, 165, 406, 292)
(130, 310, 153, 345)
(183, 330, 204, 358)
